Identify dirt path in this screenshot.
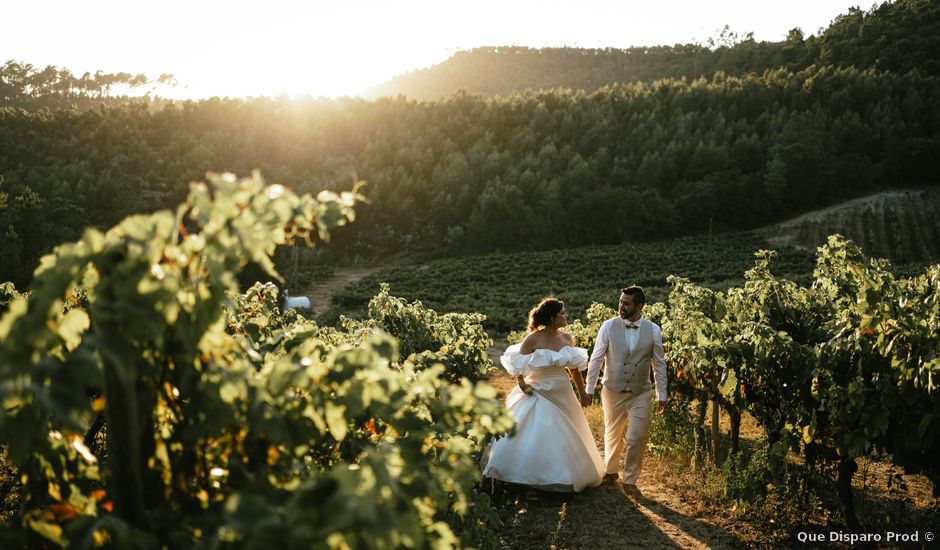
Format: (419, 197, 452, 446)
(483, 340, 742, 549)
(301, 264, 392, 315)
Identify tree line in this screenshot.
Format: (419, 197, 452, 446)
(366, 0, 940, 99)
(0, 60, 175, 111)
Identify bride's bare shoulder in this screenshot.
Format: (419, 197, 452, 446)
(519, 331, 541, 354)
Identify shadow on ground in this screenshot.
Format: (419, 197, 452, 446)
(486, 479, 741, 549)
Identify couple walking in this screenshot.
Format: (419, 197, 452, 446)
(483, 286, 668, 493)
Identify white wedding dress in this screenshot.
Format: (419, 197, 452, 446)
(482, 344, 604, 492)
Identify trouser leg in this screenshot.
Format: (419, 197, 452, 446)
(601, 387, 629, 475)
(622, 389, 654, 484)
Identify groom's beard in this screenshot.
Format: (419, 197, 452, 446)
(619, 310, 631, 319)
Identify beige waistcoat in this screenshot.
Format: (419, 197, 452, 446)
(602, 317, 654, 394)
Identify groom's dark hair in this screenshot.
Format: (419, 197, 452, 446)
(621, 286, 646, 305)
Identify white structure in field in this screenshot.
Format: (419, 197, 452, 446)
(282, 288, 311, 310)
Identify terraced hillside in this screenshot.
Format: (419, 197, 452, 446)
(758, 188, 940, 263)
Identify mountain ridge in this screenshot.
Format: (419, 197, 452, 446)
(363, 1, 940, 100)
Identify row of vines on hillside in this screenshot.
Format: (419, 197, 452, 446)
(657, 237, 938, 530)
(326, 233, 814, 332)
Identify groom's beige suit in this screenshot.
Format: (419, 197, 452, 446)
(585, 316, 667, 483)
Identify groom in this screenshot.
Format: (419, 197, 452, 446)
(582, 286, 667, 492)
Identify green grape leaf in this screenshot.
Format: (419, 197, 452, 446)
(57, 308, 90, 351)
(325, 401, 348, 441)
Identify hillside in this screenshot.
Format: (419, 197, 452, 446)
(5, 63, 939, 291)
(362, 43, 784, 101)
(3, 1, 940, 547)
(320, 186, 940, 333)
(758, 187, 940, 261)
(320, 233, 817, 333)
(364, 0, 940, 100)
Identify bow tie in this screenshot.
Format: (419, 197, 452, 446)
(624, 322, 639, 329)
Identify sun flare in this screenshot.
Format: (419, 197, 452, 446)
(5, 0, 865, 99)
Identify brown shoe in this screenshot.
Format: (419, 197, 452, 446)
(602, 473, 619, 484)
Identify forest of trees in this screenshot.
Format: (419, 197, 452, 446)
(0, 0, 938, 289)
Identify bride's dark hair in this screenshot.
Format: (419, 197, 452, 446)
(528, 297, 565, 331)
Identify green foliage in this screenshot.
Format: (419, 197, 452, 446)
(721, 435, 795, 503)
(811, 236, 940, 473)
(339, 283, 493, 382)
(661, 234, 940, 521)
(647, 393, 701, 465)
(0, 173, 513, 548)
(0, 281, 23, 314)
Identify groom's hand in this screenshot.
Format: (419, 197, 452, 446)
(657, 400, 667, 414)
(581, 392, 593, 407)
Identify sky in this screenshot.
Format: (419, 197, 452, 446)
(2, 0, 871, 99)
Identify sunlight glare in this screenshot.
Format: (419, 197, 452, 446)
(2, 0, 869, 99)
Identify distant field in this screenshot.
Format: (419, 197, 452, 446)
(320, 233, 816, 333)
(318, 189, 940, 332)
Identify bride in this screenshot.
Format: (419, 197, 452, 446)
(483, 297, 604, 492)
